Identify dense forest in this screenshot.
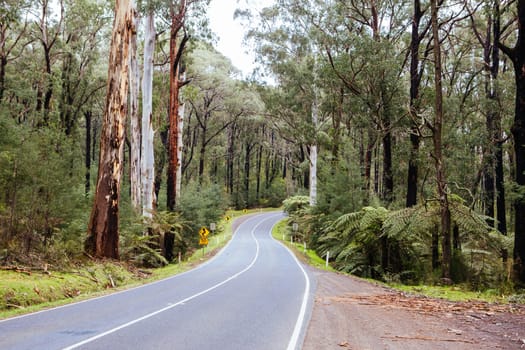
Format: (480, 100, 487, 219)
(1, 0, 524, 291)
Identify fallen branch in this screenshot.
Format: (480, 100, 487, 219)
(107, 274, 115, 288)
(1, 266, 32, 275)
(383, 335, 476, 344)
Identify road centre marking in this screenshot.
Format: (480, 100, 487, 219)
(0, 213, 267, 325)
(62, 214, 280, 350)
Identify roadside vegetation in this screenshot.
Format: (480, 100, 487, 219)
(3, 0, 525, 322)
(0, 209, 258, 319)
(279, 198, 524, 305)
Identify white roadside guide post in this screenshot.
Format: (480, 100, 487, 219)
(210, 222, 216, 244)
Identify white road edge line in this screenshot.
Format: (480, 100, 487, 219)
(0, 213, 266, 325)
(61, 214, 280, 350)
(270, 219, 312, 350)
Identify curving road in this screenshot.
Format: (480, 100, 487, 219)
(0, 212, 313, 350)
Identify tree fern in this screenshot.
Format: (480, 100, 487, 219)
(317, 196, 507, 284)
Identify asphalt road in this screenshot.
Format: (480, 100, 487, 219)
(0, 212, 313, 350)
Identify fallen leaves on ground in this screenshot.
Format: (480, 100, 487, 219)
(327, 291, 525, 317)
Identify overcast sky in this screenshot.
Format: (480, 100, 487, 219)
(208, 0, 274, 76)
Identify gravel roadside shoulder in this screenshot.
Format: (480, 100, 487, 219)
(302, 267, 525, 350)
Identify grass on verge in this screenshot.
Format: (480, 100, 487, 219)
(272, 218, 524, 305)
(271, 218, 334, 272)
(0, 208, 269, 319)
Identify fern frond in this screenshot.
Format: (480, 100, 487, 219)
(331, 210, 364, 232)
(359, 206, 387, 233)
(383, 206, 417, 239)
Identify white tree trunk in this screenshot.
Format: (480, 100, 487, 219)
(310, 95, 318, 206)
(141, 10, 156, 219)
(129, 8, 141, 211)
(176, 102, 185, 201)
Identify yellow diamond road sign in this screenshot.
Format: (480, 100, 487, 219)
(199, 227, 209, 238)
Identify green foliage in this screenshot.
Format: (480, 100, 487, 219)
(314, 197, 508, 287)
(259, 177, 287, 207)
(178, 181, 228, 244)
(120, 233, 169, 268)
(0, 118, 87, 265)
(282, 195, 310, 216)
(318, 207, 386, 278)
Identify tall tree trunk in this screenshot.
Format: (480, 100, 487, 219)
(310, 96, 318, 206)
(374, 145, 380, 195)
(227, 124, 236, 195)
(42, 44, 53, 125)
(244, 143, 252, 207)
(332, 88, 344, 162)
(167, 43, 181, 211)
(85, 110, 92, 195)
(167, 0, 187, 211)
(176, 102, 185, 200)
(490, 0, 507, 237)
(129, 8, 141, 212)
(198, 122, 207, 180)
(482, 4, 497, 226)
(500, 0, 525, 283)
(86, 0, 135, 259)
(59, 52, 73, 135)
(406, 0, 424, 207)
(382, 128, 393, 203)
(256, 143, 263, 202)
(37, 0, 62, 126)
(0, 55, 6, 102)
(364, 130, 375, 205)
(141, 9, 156, 218)
(431, 0, 452, 280)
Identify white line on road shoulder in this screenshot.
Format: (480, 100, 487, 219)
(62, 213, 280, 350)
(269, 219, 312, 350)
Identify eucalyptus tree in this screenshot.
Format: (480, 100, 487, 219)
(129, 3, 141, 211)
(185, 43, 241, 180)
(164, 0, 211, 211)
(462, 0, 508, 237)
(166, 0, 187, 211)
(407, 0, 431, 207)
(430, 0, 452, 279)
(31, 0, 64, 126)
(182, 43, 264, 197)
(246, 0, 326, 206)
(141, 1, 156, 219)
(272, 0, 410, 206)
(59, 0, 107, 136)
(499, 0, 525, 282)
(86, 0, 136, 259)
(0, 0, 32, 103)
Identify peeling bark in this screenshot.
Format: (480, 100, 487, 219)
(129, 8, 141, 211)
(86, 0, 135, 259)
(141, 9, 156, 218)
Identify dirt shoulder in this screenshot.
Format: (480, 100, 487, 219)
(303, 268, 525, 350)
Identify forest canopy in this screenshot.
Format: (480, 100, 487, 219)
(0, 0, 524, 288)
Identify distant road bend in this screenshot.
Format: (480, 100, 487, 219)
(0, 212, 313, 350)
